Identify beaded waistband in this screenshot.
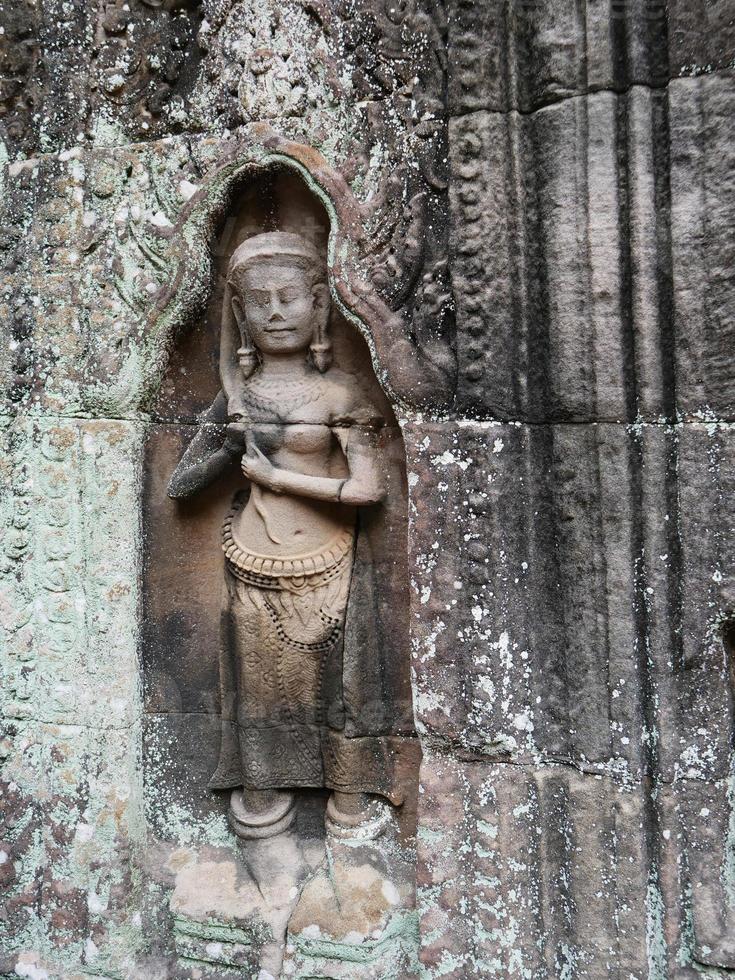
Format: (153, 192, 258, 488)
(222, 507, 354, 580)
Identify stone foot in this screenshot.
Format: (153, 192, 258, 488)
(283, 796, 419, 977)
(166, 802, 323, 980)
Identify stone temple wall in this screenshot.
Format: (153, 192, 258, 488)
(0, 2, 733, 978)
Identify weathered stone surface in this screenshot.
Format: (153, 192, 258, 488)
(1, 1, 734, 976)
(406, 420, 734, 773)
(0, 129, 455, 420)
(0, 0, 94, 157)
(0, 417, 143, 974)
(0, 0, 457, 402)
(0, 0, 203, 158)
(0, 417, 141, 729)
(143, 422, 235, 716)
(447, 0, 735, 116)
(416, 752, 735, 978)
(669, 74, 735, 420)
(0, 136, 208, 417)
(406, 419, 734, 977)
(449, 76, 735, 422)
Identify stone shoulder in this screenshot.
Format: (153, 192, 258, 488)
(325, 369, 384, 427)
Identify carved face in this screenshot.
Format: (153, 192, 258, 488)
(234, 260, 319, 356)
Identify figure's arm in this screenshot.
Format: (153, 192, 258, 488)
(167, 393, 243, 499)
(167, 427, 239, 499)
(240, 426, 385, 505)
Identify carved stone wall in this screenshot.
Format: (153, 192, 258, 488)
(0, 2, 733, 978)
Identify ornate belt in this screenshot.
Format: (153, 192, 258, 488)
(222, 508, 354, 583)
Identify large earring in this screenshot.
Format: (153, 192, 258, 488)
(231, 294, 259, 379)
(236, 346, 258, 378)
(309, 284, 332, 373)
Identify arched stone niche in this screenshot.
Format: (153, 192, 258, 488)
(80, 133, 454, 421)
(140, 160, 422, 976)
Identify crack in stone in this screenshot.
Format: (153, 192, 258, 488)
(419, 741, 732, 789)
(691, 960, 735, 976)
(1, 410, 734, 429)
(447, 70, 732, 123)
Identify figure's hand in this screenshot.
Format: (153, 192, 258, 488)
(223, 421, 248, 457)
(241, 434, 281, 492)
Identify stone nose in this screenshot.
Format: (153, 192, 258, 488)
(268, 293, 285, 319)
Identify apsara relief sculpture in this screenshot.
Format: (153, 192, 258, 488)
(167, 230, 416, 843)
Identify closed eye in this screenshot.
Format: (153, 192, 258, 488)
(278, 288, 307, 303)
(245, 290, 270, 307)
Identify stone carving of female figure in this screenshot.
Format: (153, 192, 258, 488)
(168, 232, 415, 840)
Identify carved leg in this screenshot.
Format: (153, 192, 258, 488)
(325, 790, 393, 840)
(228, 787, 296, 839)
(330, 790, 371, 815)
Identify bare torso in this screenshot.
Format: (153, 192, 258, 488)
(230, 371, 361, 556)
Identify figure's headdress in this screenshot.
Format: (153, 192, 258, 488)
(227, 231, 324, 278)
(219, 231, 331, 417)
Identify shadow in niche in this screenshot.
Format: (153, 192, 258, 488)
(725, 622, 735, 726)
(140, 167, 419, 975)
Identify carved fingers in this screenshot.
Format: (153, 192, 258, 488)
(240, 434, 280, 491)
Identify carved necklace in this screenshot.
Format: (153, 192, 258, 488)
(239, 373, 326, 414)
